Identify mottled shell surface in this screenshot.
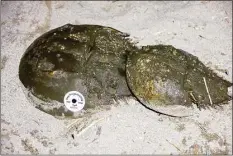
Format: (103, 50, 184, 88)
(19, 24, 135, 118)
(19, 24, 232, 118)
(126, 45, 232, 116)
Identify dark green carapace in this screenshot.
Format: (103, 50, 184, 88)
(19, 24, 232, 118)
(126, 45, 232, 112)
(19, 24, 136, 117)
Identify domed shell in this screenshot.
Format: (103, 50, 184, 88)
(19, 24, 136, 118)
(126, 45, 232, 116)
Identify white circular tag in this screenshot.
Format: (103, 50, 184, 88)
(64, 91, 85, 112)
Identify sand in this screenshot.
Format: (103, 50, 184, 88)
(1, 1, 232, 154)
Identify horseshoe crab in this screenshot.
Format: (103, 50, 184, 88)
(19, 24, 232, 118)
(126, 45, 232, 116)
(19, 24, 137, 118)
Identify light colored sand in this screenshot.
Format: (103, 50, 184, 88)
(1, 1, 232, 154)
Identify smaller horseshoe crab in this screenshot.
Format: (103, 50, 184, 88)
(126, 45, 232, 116)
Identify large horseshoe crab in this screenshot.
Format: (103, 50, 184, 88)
(19, 24, 232, 118)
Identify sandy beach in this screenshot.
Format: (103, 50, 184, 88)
(1, 1, 232, 154)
